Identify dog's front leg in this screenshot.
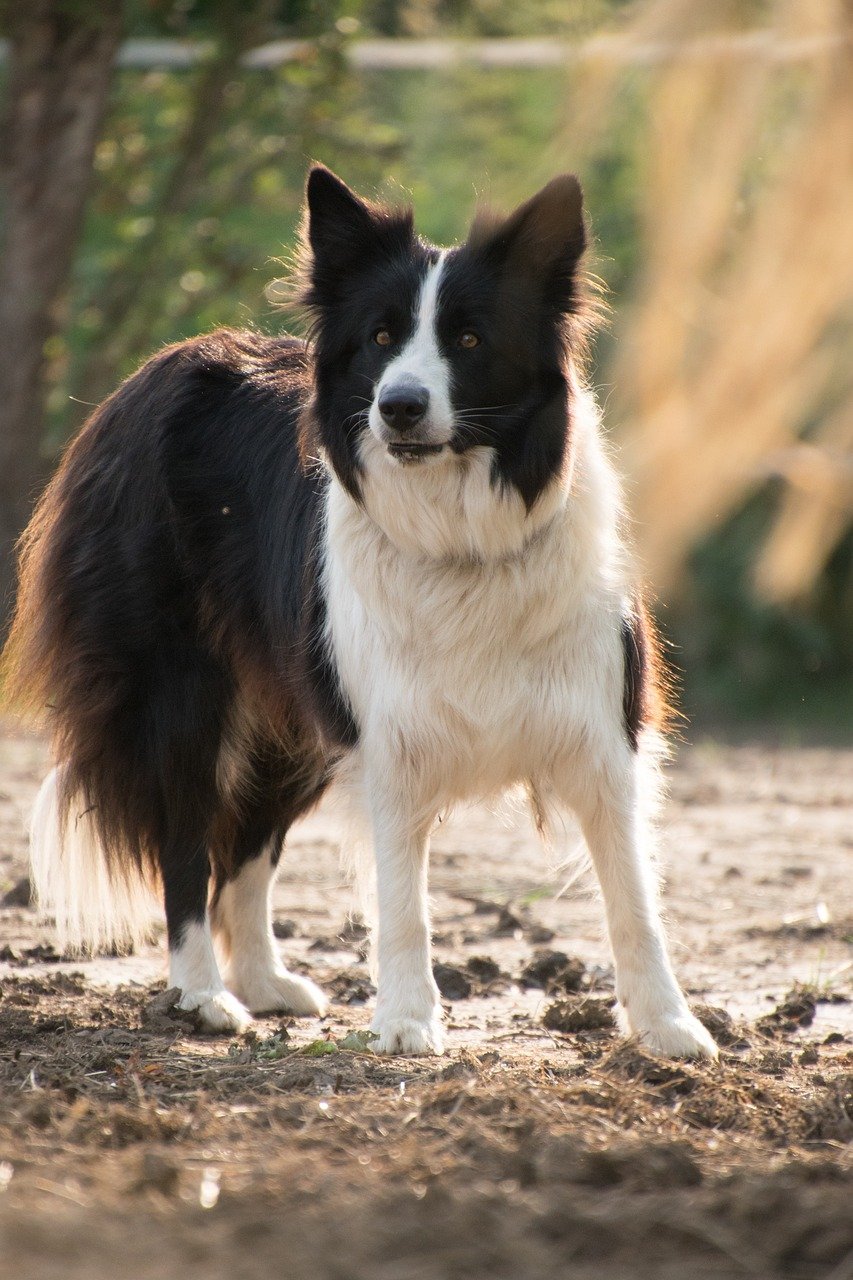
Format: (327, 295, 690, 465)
(368, 780, 444, 1056)
(564, 746, 718, 1060)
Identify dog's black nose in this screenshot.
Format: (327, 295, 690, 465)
(378, 385, 429, 433)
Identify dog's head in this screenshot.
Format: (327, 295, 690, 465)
(299, 166, 590, 514)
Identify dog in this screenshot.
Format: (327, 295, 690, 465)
(4, 166, 717, 1059)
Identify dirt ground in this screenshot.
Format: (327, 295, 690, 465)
(0, 722, 851, 1280)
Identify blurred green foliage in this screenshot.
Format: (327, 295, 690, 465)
(15, 0, 852, 734)
(680, 493, 853, 736)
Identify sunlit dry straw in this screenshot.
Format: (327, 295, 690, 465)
(564, 0, 853, 601)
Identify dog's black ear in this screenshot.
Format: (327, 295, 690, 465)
(301, 166, 414, 305)
(508, 174, 586, 270)
(469, 175, 587, 309)
(305, 167, 380, 266)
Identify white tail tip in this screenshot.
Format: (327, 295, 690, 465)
(30, 767, 160, 955)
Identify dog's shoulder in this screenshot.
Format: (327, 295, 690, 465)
(186, 328, 308, 378)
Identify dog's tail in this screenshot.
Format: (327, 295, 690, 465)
(2, 348, 196, 956)
(30, 766, 159, 956)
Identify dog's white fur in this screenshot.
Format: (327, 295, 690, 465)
(321, 265, 716, 1058)
(210, 847, 327, 1018)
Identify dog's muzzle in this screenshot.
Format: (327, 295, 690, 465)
(376, 380, 444, 463)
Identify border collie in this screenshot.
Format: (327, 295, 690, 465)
(4, 167, 717, 1059)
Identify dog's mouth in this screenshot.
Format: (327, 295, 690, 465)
(386, 442, 444, 464)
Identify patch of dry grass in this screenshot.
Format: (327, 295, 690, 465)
(1, 973, 851, 1278)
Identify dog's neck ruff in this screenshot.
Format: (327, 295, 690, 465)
(348, 433, 572, 566)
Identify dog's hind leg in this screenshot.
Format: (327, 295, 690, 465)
(163, 837, 252, 1034)
(209, 752, 330, 1018)
(211, 842, 327, 1017)
(148, 650, 253, 1034)
(559, 742, 718, 1060)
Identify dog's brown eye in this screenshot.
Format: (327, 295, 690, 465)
(459, 331, 480, 349)
(374, 329, 393, 347)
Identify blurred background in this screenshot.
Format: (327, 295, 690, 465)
(1, 0, 851, 736)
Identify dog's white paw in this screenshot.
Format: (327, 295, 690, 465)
(371, 1012, 445, 1056)
(229, 970, 327, 1018)
(178, 988, 252, 1035)
(636, 1011, 719, 1061)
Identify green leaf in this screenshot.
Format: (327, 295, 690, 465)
(300, 1039, 338, 1057)
(336, 1029, 379, 1053)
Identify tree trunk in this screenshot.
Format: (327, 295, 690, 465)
(0, 1, 122, 632)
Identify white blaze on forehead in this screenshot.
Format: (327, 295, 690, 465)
(411, 251, 446, 350)
(371, 251, 455, 445)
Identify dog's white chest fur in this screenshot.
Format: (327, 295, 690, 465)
(322, 394, 629, 800)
